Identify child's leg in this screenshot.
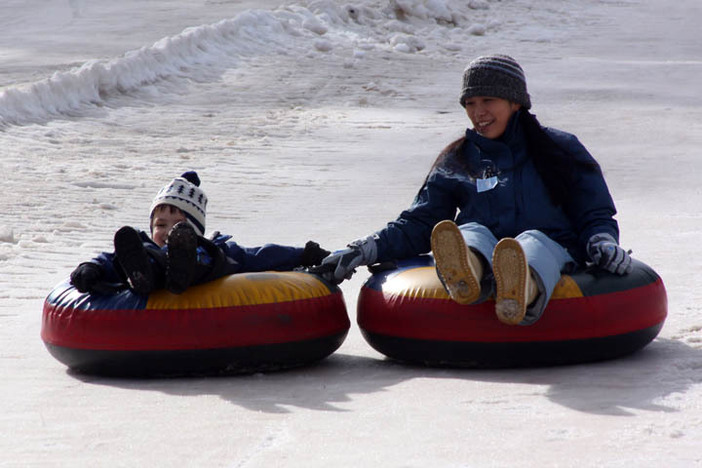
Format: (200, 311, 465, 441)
(189, 236, 236, 285)
(165, 222, 198, 294)
(166, 223, 239, 293)
(144, 245, 167, 290)
(113, 226, 154, 296)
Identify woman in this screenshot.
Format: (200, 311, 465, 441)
(319, 54, 632, 326)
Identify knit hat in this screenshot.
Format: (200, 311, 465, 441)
(149, 171, 207, 236)
(459, 54, 531, 109)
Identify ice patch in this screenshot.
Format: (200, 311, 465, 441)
(314, 39, 334, 52)
(303, 16, 329, 35)
(468, 23, 487, 36)
(0, 228, 16, 243)
(55, 221, 89, 232)
(73, 181, 137, 189)
(390, 34, 426, 53)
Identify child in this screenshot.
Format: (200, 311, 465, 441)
(70, 171, 330, 295)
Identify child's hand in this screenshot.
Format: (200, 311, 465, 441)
(70, 262, 105, 293)
(300, 241, 331, 267)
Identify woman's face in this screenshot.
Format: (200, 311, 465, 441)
(464, 96, 521, 139)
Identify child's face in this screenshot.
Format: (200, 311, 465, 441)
(151, 205, 187, 247)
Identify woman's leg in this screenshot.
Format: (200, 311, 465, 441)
(431, 221, 494, 304)
(513, 230, 574, 325)
(457, 222, 499, 266)
(457, 222, 500, 302)
(431, 221, 498, 304)
(492, 238, 533, 325)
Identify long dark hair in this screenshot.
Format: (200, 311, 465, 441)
(429, 110, 600, 206)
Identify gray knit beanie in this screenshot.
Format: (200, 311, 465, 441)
(459, 54, 531, 109)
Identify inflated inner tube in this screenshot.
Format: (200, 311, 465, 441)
(357, 256, 666, 368)
(42, 271, 349, 377)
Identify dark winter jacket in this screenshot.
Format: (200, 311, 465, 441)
(89, 231, 307, 285)
(211, 233, 308, 274)
(374, 112, 619, 265)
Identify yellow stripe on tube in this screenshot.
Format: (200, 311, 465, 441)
(379, 266, 584, 301)
(381, 267, 450, 300)
(549, 275, 584, 299)
(146, 272, 331, 310)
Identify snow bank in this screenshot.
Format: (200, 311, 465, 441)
(0, 1, 494, 127)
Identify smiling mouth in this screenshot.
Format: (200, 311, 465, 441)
(476, 120, 494, 133)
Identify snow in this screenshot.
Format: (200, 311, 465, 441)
(1, 0, 702, 466)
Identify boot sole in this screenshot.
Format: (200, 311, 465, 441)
(430, 220, 480, 305)
(114, 227, 154, 296)
(166, 224, 198, 294)
(492, 238, 528, 325)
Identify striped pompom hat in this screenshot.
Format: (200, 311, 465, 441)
(149, 171, 207, 236)
(459, 54, 531, 109)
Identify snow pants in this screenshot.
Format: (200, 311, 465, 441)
(143, 236, 235, 290)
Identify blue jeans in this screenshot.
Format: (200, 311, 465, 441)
(457, 222, 574, 325)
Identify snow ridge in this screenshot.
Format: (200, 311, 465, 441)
(0, 1, 493, 128)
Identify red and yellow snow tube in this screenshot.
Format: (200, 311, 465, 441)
(358, 256, 666, 367)
(42, 271, 349, 376)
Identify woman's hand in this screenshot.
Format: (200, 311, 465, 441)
(587, 233, 632, 275)
(312, 236, 378, 284)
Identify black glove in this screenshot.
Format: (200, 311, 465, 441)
(70, 262, 105, 293)
(300, 241, 331, 267)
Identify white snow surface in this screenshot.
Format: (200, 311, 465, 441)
(1, 0, 702, 466)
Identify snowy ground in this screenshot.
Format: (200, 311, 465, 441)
(1, 0, 701, 466)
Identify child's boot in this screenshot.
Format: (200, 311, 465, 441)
(114, 226, 154, 296)
(492, 238, 538, 325)
(166, 222, 198, 294)
(431, 220, 483, 305)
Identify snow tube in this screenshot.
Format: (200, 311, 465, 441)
(357, 256, 666, 368)
(42, 271, 349, 377)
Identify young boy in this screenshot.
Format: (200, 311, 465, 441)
(70, 171, 330, 295)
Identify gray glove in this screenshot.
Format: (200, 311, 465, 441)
(318, 235, 378, 284)
(587, 233, 632, 275)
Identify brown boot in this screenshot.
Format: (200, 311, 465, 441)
(431, 220, 483, 305)
(492, 238, 538, 325)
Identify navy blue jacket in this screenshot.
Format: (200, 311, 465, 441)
(89, 231, 306, 285)
(212, 233, 307, 273)
(374, 113, 619, 265)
